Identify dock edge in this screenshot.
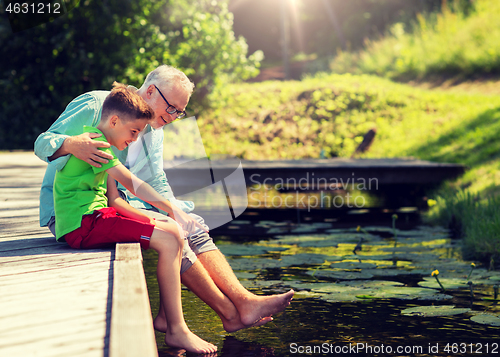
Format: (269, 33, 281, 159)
(109, 243, 158, 357)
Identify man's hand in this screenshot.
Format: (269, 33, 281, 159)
(50, 132, 113, 167)
(171, 207, 208, 234)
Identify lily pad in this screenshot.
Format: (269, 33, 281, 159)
(418, 277, 469, 290)
(321, 288, 371, 303)
(363, 268, 417, 277)
(401, 305, 470, 317)
(310, 222, 334, 228)
(272, 233, 375, 246)
(255, 220, 283, 227)
(307, 269, 374, 280)
(380, 246, 448, 253)
(227, 257, 281, 271)
(330, 261, 378, 270)
(470, 314, 500, 327)
(234, 272, 258, 279)
(288, 282, 337, 291)
(240, 279, 285, 289)
(341, 253, 420, 262)
(219, 243, 288, 256)
(297, 240, 340, 248)
(306, 280, 451, 302)
(269, 234, 326, 245)
(267, 227, 291, 234)
(278, 253, 333, 267)
(292, 290, 324, 299)
(339, 280, 403, 288)
(289, 226, 320, 233)
(367, 287, 445, 300)
(341, 280, 449, 300)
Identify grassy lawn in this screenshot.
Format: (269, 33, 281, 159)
(196, 74, 500, 194)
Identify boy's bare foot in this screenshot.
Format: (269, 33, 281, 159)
(153, 314, 167, 333)
(165, 326, 217, 354)
(239, 289, 294, 326)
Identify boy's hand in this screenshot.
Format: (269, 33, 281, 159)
(64, 132, 113, 167)
(171, 207, 208, 234)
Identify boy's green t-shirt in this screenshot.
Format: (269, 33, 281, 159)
(53, 126, 121, 240)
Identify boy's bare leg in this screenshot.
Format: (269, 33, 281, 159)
(154, 260, 273, 333)
(197, 250, 294, 326)
(149, 222, 217, 354)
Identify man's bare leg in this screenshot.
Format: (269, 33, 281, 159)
(197, 250, 294, 326)
(154, 260, 273, 333)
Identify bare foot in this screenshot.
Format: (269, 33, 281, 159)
(222, 315, 273, 333)
(153, 313, 167, 333)
(155, 312, 274, 334)
(239, 289, 294, 326)
(165, 326, 217, 354)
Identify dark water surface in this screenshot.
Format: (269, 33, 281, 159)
(143, 211, 500, 356)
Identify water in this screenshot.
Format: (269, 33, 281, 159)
(143, 211, 500, 356)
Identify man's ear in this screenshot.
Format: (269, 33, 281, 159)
(147, 84, 155, 98)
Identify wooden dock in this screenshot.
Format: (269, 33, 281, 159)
(0, 152, 157, 357)
(164, 157, 465, 208)
(164, 157, 465, 192)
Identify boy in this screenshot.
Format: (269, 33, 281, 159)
(53, 84, 217, 354)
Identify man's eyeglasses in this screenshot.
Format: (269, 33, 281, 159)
(154, 85, 187, 119)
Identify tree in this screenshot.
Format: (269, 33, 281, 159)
(0, 0, 261, 149)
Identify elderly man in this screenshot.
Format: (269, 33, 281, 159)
(34, 65, 294, 332)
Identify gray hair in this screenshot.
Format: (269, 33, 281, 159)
(140, 65, 195, 95)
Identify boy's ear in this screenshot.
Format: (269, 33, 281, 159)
(109, 115, 119, 127)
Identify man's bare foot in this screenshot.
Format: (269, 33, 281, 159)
(155, 312, 274, 334)
(222, 315, 273, 333)
(165, 326, 217, 354)
(239, 289, 294, 326)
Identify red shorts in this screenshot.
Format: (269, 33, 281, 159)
(63, 207, 154, 250)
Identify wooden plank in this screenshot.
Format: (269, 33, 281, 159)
(0, 259, 111, 357)
(110, 243, 158, 357)
(0, 237, 58, 251)
(115, 242, 143, 261)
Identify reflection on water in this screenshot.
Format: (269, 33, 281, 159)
(143, 218, 500, 356)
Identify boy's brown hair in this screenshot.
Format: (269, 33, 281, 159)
(101, 82, 154, 123)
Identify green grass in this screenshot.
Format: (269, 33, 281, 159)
(330, 0, 500, 80)
(197, 73, 500, 170)
(427, 191, 500, 266)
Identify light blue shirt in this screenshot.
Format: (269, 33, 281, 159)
(34, 90, 194, 227)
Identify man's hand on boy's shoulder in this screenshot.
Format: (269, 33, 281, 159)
(65, 132, 114, 168)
